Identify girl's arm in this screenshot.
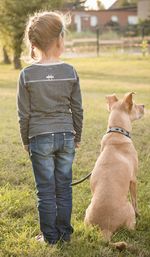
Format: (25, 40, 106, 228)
(17, 70, 30, 148)
(70, 70, 83, 143)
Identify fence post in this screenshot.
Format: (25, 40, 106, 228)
(142, 25, 145, 40)
(96, 27, 100, 56)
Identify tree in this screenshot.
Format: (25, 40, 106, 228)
(63, 0, 86, 10)
(2, 46, 11, 64)
(0, 31, 12, 64)
(111, 0, 137, 8)
(121, 0, 137, 7)
(0, 0, 63, 69)
(97, 0, 105, 10)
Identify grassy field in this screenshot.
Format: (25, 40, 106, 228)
(0, 56, 150, 257)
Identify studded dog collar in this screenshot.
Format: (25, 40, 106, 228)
(107, 127, 131, 139)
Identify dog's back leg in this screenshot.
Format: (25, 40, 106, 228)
(125, 202, 136, 230)
(130, 180, 139, 217)
(102, 229, 112, 242)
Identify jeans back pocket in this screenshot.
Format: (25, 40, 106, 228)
(29, 134, 54, 157)
(63, 132, 75, 153)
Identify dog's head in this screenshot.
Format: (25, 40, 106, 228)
(106, 92, 144, 121)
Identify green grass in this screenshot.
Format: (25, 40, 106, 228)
(0, 56, 150, 257)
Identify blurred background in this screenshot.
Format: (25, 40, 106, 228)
(0, 0, 150, 69)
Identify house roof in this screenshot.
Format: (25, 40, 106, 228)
(108, 6, 137, 11)
(109, 0, 137, 10)
(70, 7, 137, 13)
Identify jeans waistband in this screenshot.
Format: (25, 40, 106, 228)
(29, 131, 74, 143)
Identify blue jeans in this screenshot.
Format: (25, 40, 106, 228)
(29, 132, 75, 244)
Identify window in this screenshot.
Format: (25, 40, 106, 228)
(111, 16, 118, 23)
(128, 16, 138, 25)
(90, 16, 98, 27)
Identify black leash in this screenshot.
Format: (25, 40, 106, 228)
(71, 172, 91, 186)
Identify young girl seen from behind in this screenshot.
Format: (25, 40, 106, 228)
(17, 11, 83, 245)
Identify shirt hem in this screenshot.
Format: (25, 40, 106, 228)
(28, 129, 75, 139)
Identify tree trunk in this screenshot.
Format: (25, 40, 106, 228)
(13, 40, 22, 69)
(3, 46, 11, 64)
(13, 54, 22, 69)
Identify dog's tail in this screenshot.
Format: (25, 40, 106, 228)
(102, 230, 127, 251)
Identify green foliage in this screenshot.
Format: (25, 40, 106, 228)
(112, 0, 137, 8)
(0, 56, 150, 256)
(97, 0, 105, 10)
(104, 20, 121, 34)
(139, 19, 150, 36)
(141, 40, 149, 56)
(121, 0, 137, 7)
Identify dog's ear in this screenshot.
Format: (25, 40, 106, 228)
(122, 92, 135, 111)
(106, 94, 118, 111)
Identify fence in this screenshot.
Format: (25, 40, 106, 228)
(64, 25, 150, 57)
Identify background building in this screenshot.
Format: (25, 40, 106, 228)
(71, 6, 137, 32)
(138, 0, 150, 20)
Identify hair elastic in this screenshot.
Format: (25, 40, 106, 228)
(31, 44, 34, 50)
(60, 26, 64, 35)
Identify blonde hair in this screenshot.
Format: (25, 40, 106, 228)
(24, 11, 70, 60)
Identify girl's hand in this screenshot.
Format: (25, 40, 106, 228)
(23, 145, 29, 152)
(75, 142, 80, 148)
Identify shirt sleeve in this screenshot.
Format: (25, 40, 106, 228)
(17, 70, 30, 145)
(70, 69, 83, 142)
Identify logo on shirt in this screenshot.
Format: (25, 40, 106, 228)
(46, 74, 55, 80)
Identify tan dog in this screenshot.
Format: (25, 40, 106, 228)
(84, 92, 144, 243)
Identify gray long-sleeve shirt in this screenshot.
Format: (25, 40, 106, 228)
(17, 62, 83, 145)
